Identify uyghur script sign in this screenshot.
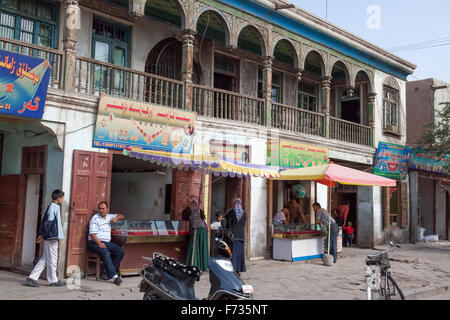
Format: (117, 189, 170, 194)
(374, 142, 412, 179)
(93, 95, 197, 153)
(0, 49, 52, 119)
(410, 148, 449, 174)
(267, 139, 329, 168)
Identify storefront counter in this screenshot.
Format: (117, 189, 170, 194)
(272, 224, 326, 262)
(111, 220, 190, 275)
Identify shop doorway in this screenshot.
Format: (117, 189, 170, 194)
(336, 192, 358, 245)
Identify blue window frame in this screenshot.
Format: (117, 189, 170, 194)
(0, 0, 58, 48)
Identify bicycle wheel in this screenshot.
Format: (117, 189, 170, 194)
(385, 275, 405, 300)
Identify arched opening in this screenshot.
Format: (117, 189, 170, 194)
(145, 0, 185, 29)
(303, 50, 325, 77)
(297, 51, 325, 112)
(196, 10, 229, 45)
(237, 25, 265, 56)
(145, 38, 182, 80)
(331, 61, 360, 123)
(356, 70, 373, 126)
(273, 39, 297, 67)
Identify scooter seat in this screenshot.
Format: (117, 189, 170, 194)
(153, 254, 201, 280)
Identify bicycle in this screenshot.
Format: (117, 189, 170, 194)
(365, 241, 405, 300)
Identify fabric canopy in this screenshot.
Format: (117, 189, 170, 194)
(122, 147, 281, 179)
(274, 163, 396, 187)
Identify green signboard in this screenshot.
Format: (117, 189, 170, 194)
(267, 139, 329, 168)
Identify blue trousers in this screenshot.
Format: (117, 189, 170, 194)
(88, 240, 124, 279)
(326, 225, 339, 263)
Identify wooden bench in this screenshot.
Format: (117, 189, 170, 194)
(85, 252, 103, 280)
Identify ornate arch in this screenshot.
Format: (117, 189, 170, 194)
(383, 76, 401, 90)
(193, 5, 232, 46)
(233, 20, 268, 57)
(354, 68, 374, 93)
(271, 35, 299, 67)
(300, 45, 327, 76)
(329, 57, 352, 87)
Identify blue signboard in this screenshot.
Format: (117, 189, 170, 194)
(0, 49, 52, 119)
(374, 142, 412, 179)
(410, 148, 449, 174)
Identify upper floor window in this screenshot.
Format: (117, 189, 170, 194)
(271, 70, 283, 104)
(383, 85, 399, 132)
(92, 17, 130, 67)
(0, 0, 58, 48)
(298, 81, 318, 111)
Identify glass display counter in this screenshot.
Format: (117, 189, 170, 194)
(272, 224, 326, 262)
(111, 220, 190, 274)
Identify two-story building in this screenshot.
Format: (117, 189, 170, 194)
(0, 0, 416, 277)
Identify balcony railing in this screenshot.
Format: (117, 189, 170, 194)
(0, 36, 64, 89)
(193, 84, 266, 126)
(74, 56, 184, 109)
(330, 117, 373, 146)
(271, 102, 325, 137)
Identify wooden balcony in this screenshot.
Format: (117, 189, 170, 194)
(271, 102, 326, 137)
(330, 117, 373, 146)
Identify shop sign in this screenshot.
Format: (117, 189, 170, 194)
(93, 95, 196, 153)
(0, 49, 52, 119)
(409, 148, 449, 174)
(209, 139, 249, 163)
(267, 139, 329, 168)
(374, 142, 412, 179)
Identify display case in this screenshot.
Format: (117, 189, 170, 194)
(272, 224, 326, 262)
(111, 220, 190, 274)
(272, 224, 325, 239)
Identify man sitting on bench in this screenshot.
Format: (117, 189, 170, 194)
(88, 201, 125, 285)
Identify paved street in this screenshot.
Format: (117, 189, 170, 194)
(1, 243, 449, 300)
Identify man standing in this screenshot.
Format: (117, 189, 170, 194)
(87, 201, 125, 285)
(25, 190, 66, 287)
(334, 200, 350, 227)
(313, 202, 339, 264)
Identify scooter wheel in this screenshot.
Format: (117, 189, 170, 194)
(143, 290, 162, 301)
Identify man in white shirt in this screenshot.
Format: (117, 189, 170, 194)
(88, 201, 125, 285)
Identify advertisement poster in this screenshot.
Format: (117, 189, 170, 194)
(410, 148, 449, 174)
(374, 142, 412, 179)
(0, 49, 52, 119)
(209, 139, 250, 163)
(93, 95, 196, 153)
(267, 139, 329, 168)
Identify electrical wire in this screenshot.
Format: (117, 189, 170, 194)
(388, 36, 450, 52)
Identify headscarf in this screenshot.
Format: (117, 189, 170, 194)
(187, 194, 203, 228)
(233, 198, 244, 221)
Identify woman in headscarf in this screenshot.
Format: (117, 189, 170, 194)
(225, 197, 247, 276)
(183, 194, 208, 271)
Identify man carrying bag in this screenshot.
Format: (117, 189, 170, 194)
(25, 190, 65, 287)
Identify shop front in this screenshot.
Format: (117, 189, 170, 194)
(267, 139, 330, 262)
(409, 148, 449, 242)
(0, 49, 58, 270)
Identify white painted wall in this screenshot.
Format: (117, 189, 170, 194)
(110, 172, 168, 221)
(21, 175, 40, 267)
(316, 183, 329, 211)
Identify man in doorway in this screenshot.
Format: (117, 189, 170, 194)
(334, 200, 350, 227)
(313, 202, 339, 264)
(25, 189, 66, 287)
(87, 201, 125, 286)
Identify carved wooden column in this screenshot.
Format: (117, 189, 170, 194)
(321, 76, 332, 138)
(63, 0, 79, 92)
(263, 56, 274, 127)
(181, 29, 196, 111)
(368, 92, 377, 147)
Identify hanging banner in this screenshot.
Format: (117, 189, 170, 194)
(374, 142, 412, 179)
(267, 139, 329, 168)
(0, 49, 52, 119)
(410, 148, 449, 174)
(93, 94, 197, 153)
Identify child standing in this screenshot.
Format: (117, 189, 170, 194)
(342, 221, 355, 247)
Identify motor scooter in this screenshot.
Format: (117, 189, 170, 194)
(138, 233, 254, 300)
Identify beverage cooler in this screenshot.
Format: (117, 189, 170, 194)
(111, 220, 190, 275)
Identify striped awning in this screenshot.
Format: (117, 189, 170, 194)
(122, 147, 280, 179)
